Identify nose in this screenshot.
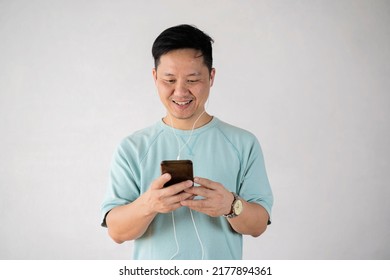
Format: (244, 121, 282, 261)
(174, 80, 189, 95)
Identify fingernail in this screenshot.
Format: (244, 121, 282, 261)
(194, 177, 199, 183)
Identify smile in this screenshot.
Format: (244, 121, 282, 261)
(172, 100, 193, 106)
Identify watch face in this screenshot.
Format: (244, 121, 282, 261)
(233, 199, 243, 215)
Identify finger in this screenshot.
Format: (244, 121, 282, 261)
(169, 191, 194, 204)
(184, 186, 211, 198)
(181, 198, 225, 217)
(194, 177, 218, 190)
(164, 180, 194, 196)
(180, 198, 208, 210)
(151, 173, 171, 190)
(160, 191, 194, 213)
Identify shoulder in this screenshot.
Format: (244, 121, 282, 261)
(211, 118, 264, 161)
(214, 118, 259, 144)
(116, 122, 164, 159)
(124, 122, 163, 143)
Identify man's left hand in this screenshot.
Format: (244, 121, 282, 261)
(180, 177, 233, 217)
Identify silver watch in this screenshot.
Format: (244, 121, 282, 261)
(223, 192, 243, 218)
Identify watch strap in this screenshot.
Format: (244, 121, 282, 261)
(223, 192, 239, 218)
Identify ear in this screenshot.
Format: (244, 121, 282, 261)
(152, 68, 157, 83)
(209, 68, 216, 87)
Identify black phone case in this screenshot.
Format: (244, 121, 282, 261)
(161, 160, 193, 187)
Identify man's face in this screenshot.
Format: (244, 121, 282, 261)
(153, 48, 215, 129)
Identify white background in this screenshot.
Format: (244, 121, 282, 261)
(0, 0, 389, 259)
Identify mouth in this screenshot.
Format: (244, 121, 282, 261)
(172, 99, 193, 106)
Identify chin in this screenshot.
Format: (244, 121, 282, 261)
(169, 110, 194, 120)
(171, 114, 194, 121)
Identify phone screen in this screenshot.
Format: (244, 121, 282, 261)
(160, 160, 193, 187)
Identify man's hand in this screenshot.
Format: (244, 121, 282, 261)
(143, 173, 194, 215)
(180, 177, 234, 217)
(106, 173, 194, 243)
(180, 176, 269, 237)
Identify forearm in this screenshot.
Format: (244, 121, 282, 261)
(227, 201, 269, 237)
(181, 177, 270, 237)
(105, 176, 194, 243)
(106, 195, 157, 243)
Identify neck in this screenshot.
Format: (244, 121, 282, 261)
(164, 112, 212, 130)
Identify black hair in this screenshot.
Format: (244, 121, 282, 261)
(152, 24, 214, 73)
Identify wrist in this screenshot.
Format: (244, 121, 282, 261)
(139, 192, 158, 217)
(223, 192, 243, 218)
(223, 192, 235, 216)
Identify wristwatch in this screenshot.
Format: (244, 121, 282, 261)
(223, 192, 243, 218)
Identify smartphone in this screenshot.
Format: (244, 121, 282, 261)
(160, 160, 194, 187)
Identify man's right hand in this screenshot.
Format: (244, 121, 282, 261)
(106, 173, 194, 243)
(143, 173, 194, 215)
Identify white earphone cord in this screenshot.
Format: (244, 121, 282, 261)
(168, 111, 206, 260)
(168, 110, 206, 160)
(169, 209, 205, 260)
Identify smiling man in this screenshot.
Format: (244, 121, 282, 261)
(153, 48, 215, 129)
(101, 24, 273, 260)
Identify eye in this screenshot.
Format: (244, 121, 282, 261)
(164, 79, 176, 84)
(187, 79, 199, 84)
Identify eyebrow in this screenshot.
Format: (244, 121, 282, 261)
(162, 72, 202, 77)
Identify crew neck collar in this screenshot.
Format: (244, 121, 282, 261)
(159, 116, 219, 136)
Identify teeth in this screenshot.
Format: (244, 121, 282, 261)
(173, 100, 191, 106)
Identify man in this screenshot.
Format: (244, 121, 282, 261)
(101, 24, 273, 259)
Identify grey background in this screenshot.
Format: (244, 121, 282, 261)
(1, 0, 389, 259)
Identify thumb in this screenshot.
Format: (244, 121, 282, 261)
(151, 173, 171, 190)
